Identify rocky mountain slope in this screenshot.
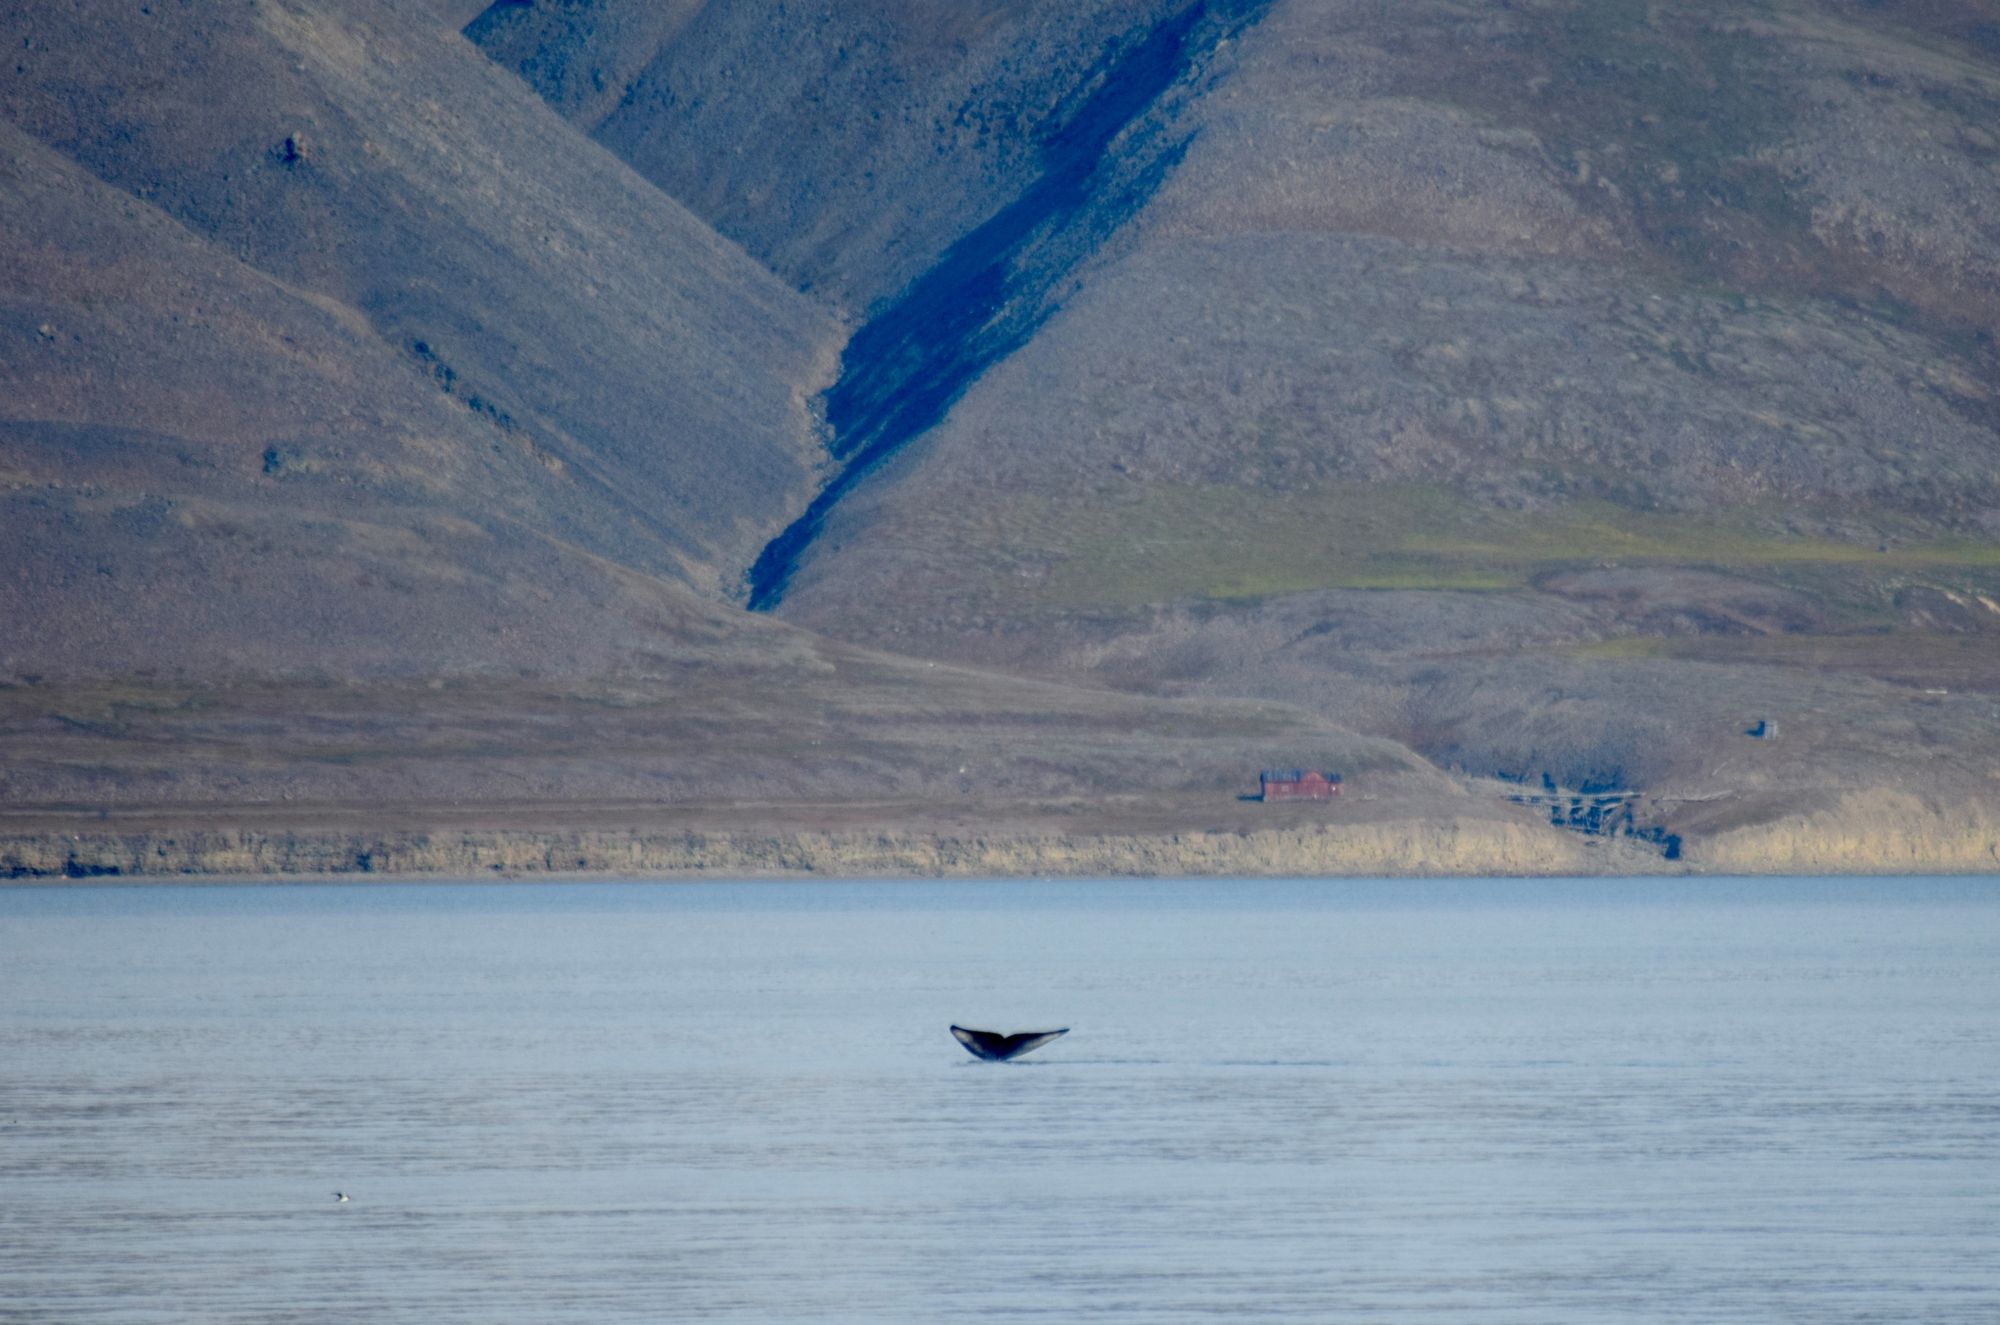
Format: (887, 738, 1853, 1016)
(4, 0, 1484, 866)
(474, 0, 2000, 848)
(3, 1, 1994, 873)
(3, 0, 840, 635)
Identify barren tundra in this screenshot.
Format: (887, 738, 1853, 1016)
(3, 0, 1997, 878)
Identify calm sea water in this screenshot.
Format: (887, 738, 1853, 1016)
(2, 877, 1996, 1323)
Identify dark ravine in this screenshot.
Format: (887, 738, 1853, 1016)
(745, 0, 1273, 610)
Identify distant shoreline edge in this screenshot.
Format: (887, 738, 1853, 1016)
(6, 800, 1997, 882)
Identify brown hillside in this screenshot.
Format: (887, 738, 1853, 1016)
(3, 0, 841, 609)
(481, 1, 2000, 845)
(1, 1, 1993, 872)
(3, 1, 1495, 866)
(1, 116, 735, 681)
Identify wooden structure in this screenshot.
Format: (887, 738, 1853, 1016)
(1260, 770, 1341, 802)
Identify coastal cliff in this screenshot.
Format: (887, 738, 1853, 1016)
(1691, 793, 2000, 875)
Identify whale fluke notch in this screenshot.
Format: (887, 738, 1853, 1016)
(951, 1024, 1069, 1061)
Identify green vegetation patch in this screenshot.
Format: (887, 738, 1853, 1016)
(1034, 482, 2000, 608)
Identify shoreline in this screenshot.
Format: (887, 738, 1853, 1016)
(0, 818, 1660, 882)
(5, 804, 1996, 882)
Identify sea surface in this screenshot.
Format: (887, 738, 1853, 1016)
(2, 876, 1997, 1323)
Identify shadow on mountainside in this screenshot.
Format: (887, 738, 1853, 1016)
(746, 0, 1273, 609)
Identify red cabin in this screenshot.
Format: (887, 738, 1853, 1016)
(1260, 770, 1341, 802)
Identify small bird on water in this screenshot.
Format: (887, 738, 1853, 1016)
(950, 1025, 1069, 1062)
(333, 1192, 350, 1203)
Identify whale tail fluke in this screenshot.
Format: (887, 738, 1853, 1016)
(951, 1025, 1069, 1061)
